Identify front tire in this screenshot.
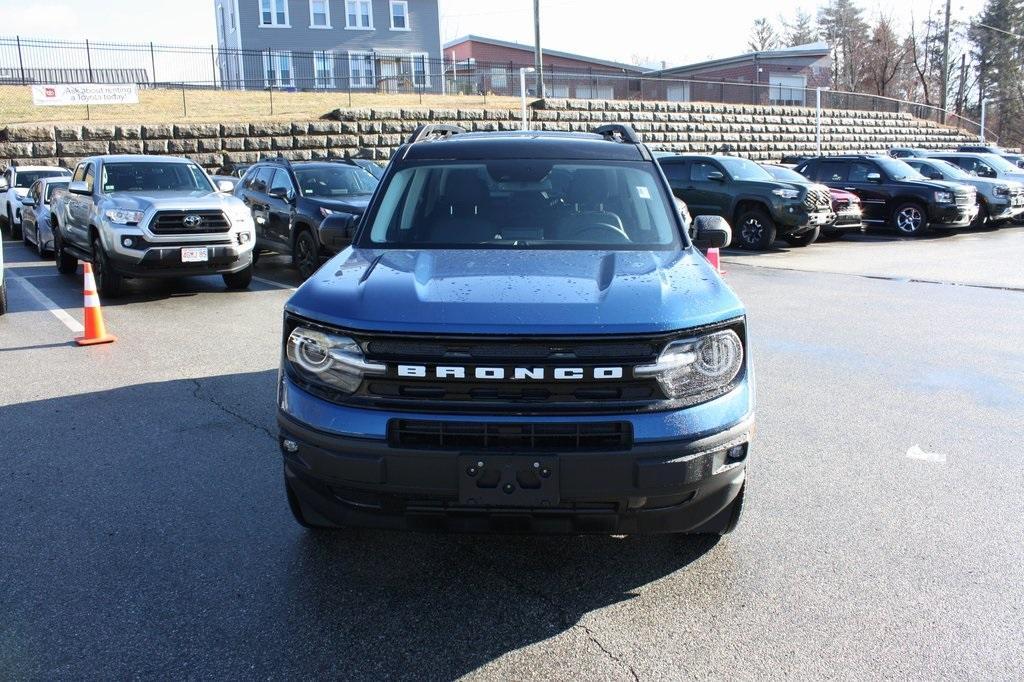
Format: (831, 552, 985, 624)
(0, 281, 7, 315)
(222, 263, 253, 290)
(892, 202, 929, 236)
(784, 226, 819, 247)
(293, 229, 320, 279)
(971, 204, 993, 230)
(54, 231, 78, 275)
(736, 209, 777, 250)
(7, 208, 21, 241)
(92, 236, 124, 298)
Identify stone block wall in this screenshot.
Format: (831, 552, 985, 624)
(0, 99, 978, 173)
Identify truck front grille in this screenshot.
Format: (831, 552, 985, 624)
(388, 419, 633, 452)
(954, 189, 976, 207)
(804, 187, 832, 211)
(150, 210, 230, 235)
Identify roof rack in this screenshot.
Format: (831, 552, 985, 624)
(406, 124, 466, 145)
(594, 124, 641, 145)
(257, 154, 292, 167)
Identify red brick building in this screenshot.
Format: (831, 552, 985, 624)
(443, 34, 649, 99)
(646, 43, 833, 106)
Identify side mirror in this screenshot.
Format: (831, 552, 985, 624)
(0, 180, 8, 191)
(318, 212, 358, 249)
(68, 180, 90, 195)
(216, 180, 235, 193)
(691, 215, 731, 250)
(706, 171, 725, 182)
(267, 186, 290, 200)
(20, 196, 36, 207)
(866, 172, 882, 183)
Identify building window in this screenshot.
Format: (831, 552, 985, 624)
(309, 0, 331, 27)
(315, 51, 335, 88)
(348, 51, 375, 88)
(259, 0, 289, 27)
(489, 67, 507, 89)
(345, 0, 373, 29)
(390, 1, 409, 30)
(410, 52, 430, 87)
(264, 50, 294, 87)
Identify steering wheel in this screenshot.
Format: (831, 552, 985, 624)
(569, 222, 631, 244)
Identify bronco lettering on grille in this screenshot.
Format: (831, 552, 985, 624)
(396, 365, 625, 380)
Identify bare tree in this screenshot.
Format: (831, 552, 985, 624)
(748, 17, 782, 52)
(862, 15, 911, 96)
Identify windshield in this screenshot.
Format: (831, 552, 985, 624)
(294, 165, 377, 198)
(15, 169, 69, 189)
(43, 180, 70, 202)
(875, 157, 924, 181)
(717, 156, 774, 182)
(763, 165, 807, 183)
(980, 153, 1020, 173)
(101, 162, 213, 193)
(363, 160, 682, 250)
(927, 160, 971, 180)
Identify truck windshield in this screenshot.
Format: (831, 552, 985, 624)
(294, 166, 377, 198)
(717, 157, 774, 182)
(101, 163, 213, 193)
(363, 160, 682, 250)
(44, 181, 70, 202)
(763, 165, 808, 183)
(980, 154, 1020, 173)
(15, 170, 69, 189)
(875, 157, 924, 181)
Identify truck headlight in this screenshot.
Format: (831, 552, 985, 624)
(772, 188, 800, 199)
(635, 328, 744, 402)
(286, 327, 385, 394)
(104, 209, 144, 225)
(994, 184, 1010, 197)
(934, 191, 953, 204)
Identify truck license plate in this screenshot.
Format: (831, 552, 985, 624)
(458, 454, 559, 507)
(181, 247, 209, 263)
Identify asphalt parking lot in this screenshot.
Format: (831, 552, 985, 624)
(2, 228, 1023, 679)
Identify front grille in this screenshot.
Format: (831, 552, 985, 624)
(804, 187, 832, 211)
(954, 189, 975, 207)
(149, 210, 230, 235)
(388, 419, 633, 452)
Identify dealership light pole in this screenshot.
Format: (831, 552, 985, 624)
(533, 0, 544, 97)
(521, 67, 536, 130)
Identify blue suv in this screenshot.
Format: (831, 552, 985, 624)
(277, 124, 754, 535)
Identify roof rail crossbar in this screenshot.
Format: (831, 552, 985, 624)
(258, 154, 292, 167)
(406, 124, 466, 145)
(594, 124, 641, 145)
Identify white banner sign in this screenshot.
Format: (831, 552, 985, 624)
(31, 83, 139, 106)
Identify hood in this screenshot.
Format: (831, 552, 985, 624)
(286, 248, 745, 335)
(308, 194, 372, 214)
(106, 190, 245, 212)
(741, 180, 806, 197)
(829, 188, 859, 202)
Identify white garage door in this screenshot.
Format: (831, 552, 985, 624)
(667, 84, 690, 102)
(576, 84, 614, 100)
(769, 75, 806, 105)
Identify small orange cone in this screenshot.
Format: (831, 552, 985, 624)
(75, 262, 116, 346)
(706, 247, 726, 275)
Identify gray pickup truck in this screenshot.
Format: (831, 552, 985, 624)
(50, 155, 256, 296)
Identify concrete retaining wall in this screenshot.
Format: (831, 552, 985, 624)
(0, 99, 977, 172)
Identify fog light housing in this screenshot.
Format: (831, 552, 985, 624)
(282, 439, 299, 453)
(238, 232, 251, 244)
(725, 444, 747, 463)
(122, 237, 134, 248)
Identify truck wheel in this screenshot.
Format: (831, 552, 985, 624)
(92, 236, 124, 298)
(784, 226, 819, 247)
(7, 207, 21, 241)
(971, 204, 991, 230)
(54, 232, 78, 275)
(251, 249, 261, 266)
(222, 263, 253, 290)
(285, 475, 339, 530)
(736, 209, 777, 250)
(892, 203, 929, 236)
(0, 280, 7, 315)
(293, 230, 320, 279)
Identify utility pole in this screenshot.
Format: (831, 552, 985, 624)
(940, 0, 951, 122)
(533, 0, 544, 97)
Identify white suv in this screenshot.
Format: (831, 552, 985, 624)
(1, 165, 72, 239)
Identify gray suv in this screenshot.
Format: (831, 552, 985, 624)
(905, 157, 1024, 228)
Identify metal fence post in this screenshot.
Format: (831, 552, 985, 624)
(150, 42, 156, 84)
(269, 86, 274, 116)
(86, 39, 94, 82)
(211, 44, 217, 88)
(182, 84, 187, 117)
(16, 36, 26, 85)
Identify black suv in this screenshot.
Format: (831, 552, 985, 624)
(235, 158, 379, 278)
(795, 155, 977, 236)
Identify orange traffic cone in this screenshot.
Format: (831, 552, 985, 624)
(706, 247, 726, 275)
(75, 262, 116, 346)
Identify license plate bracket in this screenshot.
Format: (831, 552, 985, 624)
(181, 247, 209, 263)
(457, 454, 559, 507)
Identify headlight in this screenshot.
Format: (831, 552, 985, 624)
(994, 184, 1010, 197)
(934, 191, 953, 204)
(635, 328, 744, 402)
(286, 326, 385, 395)
(772, 188, 800, 199)
(104, 209, 144, 225)
(320, 207, 336, 219)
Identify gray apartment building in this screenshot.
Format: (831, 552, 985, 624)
(213, 0, 442, 91)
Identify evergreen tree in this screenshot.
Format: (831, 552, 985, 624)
(782, 9, 819, 46)
(818, 0, 870, 91)
(748, 17, 782, 52)
(969, 0, 1024, 141)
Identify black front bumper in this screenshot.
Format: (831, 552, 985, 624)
(279, 412, 751, 534)
(929, 203, 975, 227)
(109, 246, 251, 278)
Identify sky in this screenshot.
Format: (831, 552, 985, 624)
(0, 0, 988, 68)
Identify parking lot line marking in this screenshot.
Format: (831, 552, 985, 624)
(254, 276, 296, 291)
(8, 271, 84, 333)
(906, 444, 946, 463)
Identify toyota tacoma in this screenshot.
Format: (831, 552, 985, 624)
(278, 124, 754, 535)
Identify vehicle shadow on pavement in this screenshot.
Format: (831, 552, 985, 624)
(0, 370, 719, 678)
